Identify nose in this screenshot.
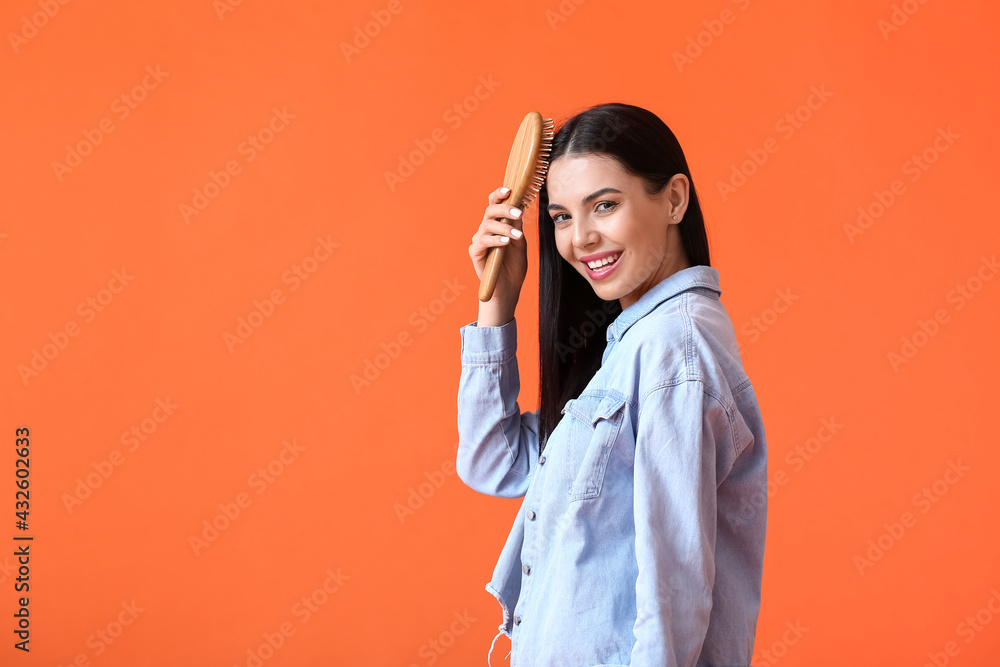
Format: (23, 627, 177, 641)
(571, 216, 599, 251)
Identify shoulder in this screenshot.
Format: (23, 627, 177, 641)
(628, 291, 748, 402)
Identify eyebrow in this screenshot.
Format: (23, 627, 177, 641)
(547, 187, 622, 212)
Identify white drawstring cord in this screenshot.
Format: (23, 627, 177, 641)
(487, 624, 510, 666)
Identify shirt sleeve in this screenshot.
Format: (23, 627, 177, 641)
(630, 379, 722, 667)
(456, 317, 540, 498)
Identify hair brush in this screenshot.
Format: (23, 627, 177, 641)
(478, 111, 554, 302)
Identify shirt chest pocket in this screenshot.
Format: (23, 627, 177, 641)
(560, 393, 629, 502)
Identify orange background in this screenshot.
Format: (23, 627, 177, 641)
(1, 0, 998, 665)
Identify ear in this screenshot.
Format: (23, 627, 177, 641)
(667, 173, 690, 223)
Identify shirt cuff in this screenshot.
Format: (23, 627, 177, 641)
(460, 317, 518, 364)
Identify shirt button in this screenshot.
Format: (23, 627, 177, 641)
(538, 455, 546, 465)
(513, 615, 521, 625)
(522, 563, 530, 575)
(526, 510, 536, 520)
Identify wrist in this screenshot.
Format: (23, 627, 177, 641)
(477, 298, 517, 327)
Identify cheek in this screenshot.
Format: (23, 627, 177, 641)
(555, 231, 571, 259)
(617, 223, 657, 255)
(554, 233, 573, 264)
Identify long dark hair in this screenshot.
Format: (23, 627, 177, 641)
(536, 102, 712, 452)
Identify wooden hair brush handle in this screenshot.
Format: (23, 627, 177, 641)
(478, 111, 553, 302)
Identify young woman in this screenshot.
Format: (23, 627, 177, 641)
(457, 102, 767, 667)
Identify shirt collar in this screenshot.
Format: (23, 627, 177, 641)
(606, 265, 722, 342)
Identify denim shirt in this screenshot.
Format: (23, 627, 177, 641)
(456, 265, 767, 667)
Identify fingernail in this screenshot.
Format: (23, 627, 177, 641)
(501, 236, 510, 243)
(509, 208, 522, 218)
(500, 187, 510, 194)
(511, 228, 522, 238)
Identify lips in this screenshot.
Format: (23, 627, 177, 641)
(579, 249, 623, 264)
(582, 250, 623, 280)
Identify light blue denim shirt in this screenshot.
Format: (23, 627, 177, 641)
(456, 265, 767, 667)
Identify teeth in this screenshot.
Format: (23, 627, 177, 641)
(587, 252, 621, 270)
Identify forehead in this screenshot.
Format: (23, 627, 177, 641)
(546, 153, 631, 195)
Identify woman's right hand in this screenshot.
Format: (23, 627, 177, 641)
(469, 186, 529, 305)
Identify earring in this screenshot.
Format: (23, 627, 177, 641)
(672, 215, 678, 220)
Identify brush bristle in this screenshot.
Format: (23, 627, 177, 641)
(518, 117, 555, 211)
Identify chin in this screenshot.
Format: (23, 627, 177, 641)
(576, 266, 625, 303)
(590, 282, 621, 302)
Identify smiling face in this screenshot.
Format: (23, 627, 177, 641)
(545, 153, 692, 310)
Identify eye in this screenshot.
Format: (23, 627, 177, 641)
(552, 212, 569, 224)
(596, 201, 619, 213)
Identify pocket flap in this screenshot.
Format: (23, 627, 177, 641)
(560, 393, 628, 427)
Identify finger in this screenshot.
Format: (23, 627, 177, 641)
(481, 219, 523, 240)
(486, 234, 512, 246)
(485, 203, 524, 224)
(489, 187, 512, 204)
(470, 236, 513, 265)
(474, 225, 519, 249)
(472, 231, 515, 251)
